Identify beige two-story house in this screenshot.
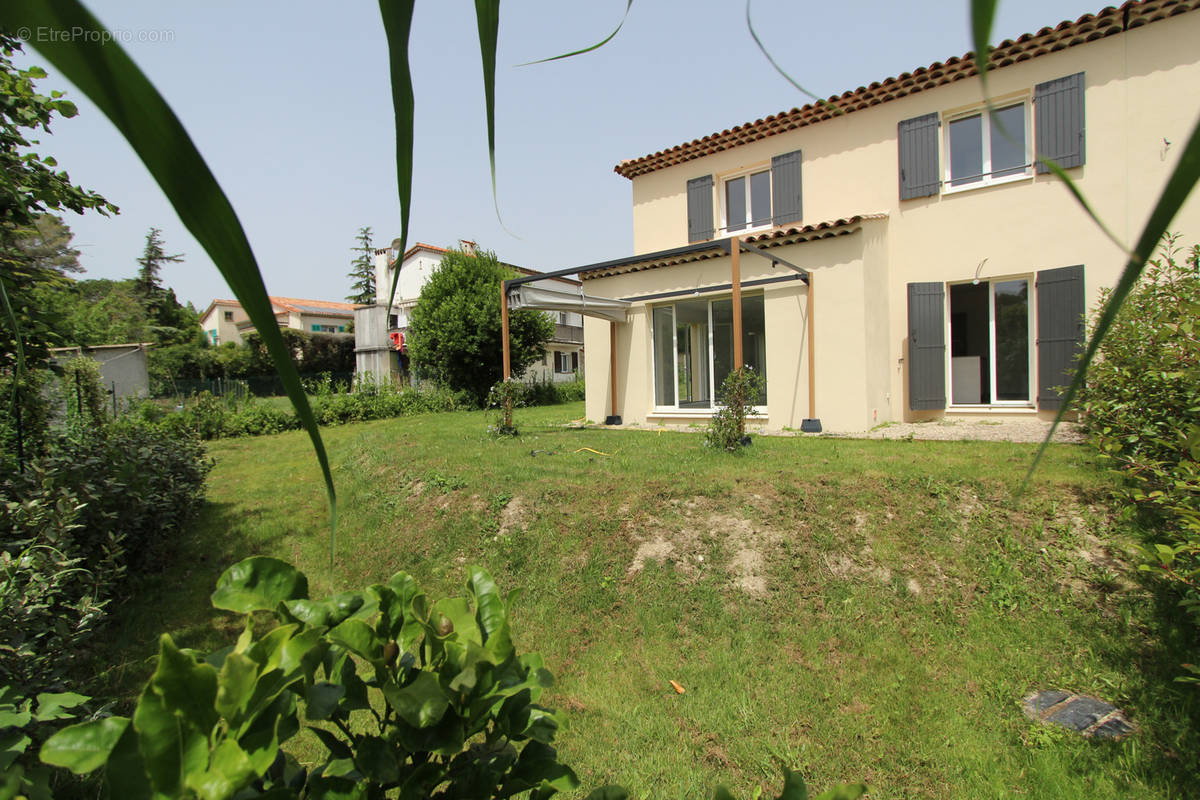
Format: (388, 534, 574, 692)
(574, 0, 1200, 433)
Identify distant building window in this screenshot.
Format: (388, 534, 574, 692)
(312, 324, 339, 333)
(208, 330, 219, 345)
(223, 310, 234, 321)
(388, 314, 399, 329)
(555, 352, 576, 374)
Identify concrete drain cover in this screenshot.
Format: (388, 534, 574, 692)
(1022, 690, 1135, 739)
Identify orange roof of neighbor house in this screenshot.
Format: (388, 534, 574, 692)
(267, 296, 360, 315)
(614, 0, 1199, 179)
(202, 296, 360, 321)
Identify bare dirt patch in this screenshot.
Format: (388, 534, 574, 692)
(624, 497, 781, 597)
(499, 495, 532, 536)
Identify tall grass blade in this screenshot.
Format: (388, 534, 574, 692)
(378, 0, 416, 313)
(0, 0, 338, 557)
(745, 0, 839, 115)
(969, 0, 997, 89)
(517, 1, 633, 65)
(1026, 115, 1200, 485)
(474, 0, 503, 224)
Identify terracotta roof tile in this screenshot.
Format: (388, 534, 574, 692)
(614, 0, 1198, 179)
(578, 215, 883, 279)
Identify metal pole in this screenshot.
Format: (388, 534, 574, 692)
(500, 282, 511, 380)
(75, 370, 82, 418)
(731, 237, 743, 369)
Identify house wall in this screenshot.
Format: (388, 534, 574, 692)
(598, 11, 1200, 431)
(200, 302, 247, 345)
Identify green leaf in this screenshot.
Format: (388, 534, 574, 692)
(305, 682, 345, 722)
(745, 0, 839, 115)
(212, 557, 309, 613)
(384, 671, 450, 728)
(518, 1, 633, 64)
(132, 685, 197, 794)
(101, 721, 154, 799)
(151, 635, 219, 734)
(328, 617, 384, 663)
(355, 735, 400, 784)
(282, 599, 333, 628)
(469, 565, 513, 660)
(502, 740, 579, 796)
(185, 738, 257, 800)
(0, 0, 338, 560)
(775, 767, 808, 800)
(0, 710, 31, 730)
(583, 787, 630, 800)
(306, 773, 368, 800)
(33, 692, 88, 723)
(39, 716, 129, 774)
(377, 0, 415, 316)
(215, 651, 260, 728)
(712, 787, 737, 800)
(473, 0, 504, 224)
(0, 732, 31, 771)
(969, 0, 997, 87)
(237, 692, 295, 775)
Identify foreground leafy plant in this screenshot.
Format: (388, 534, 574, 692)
(40, 557, 580, 799)
(0, 684, 90, 800)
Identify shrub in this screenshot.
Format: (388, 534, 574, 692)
(705, 367, 765, 452)
(487, 379, 523, 436)
(1077, 233, 1200, 655)
(0, 478, 109, 694)
(0, 370, 52, 471)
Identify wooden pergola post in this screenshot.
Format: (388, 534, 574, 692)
(807, 275, 816, 420)
(609, 321, 618, 419)
(731, 236, 743, 369)
(500, 282, 511, 380)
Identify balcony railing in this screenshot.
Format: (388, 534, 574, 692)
(554, 324, 584, 343)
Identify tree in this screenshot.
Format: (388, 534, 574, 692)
(0, 34, 116, 370)
(346, 226, 376, 304)
(134, 226, 182, 300)
(407, 246, 553, 404)
(13, 214, 81, 275)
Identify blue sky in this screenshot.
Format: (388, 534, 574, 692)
(15, 0, 1108, 309)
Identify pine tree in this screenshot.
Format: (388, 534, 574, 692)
(135, 227, 183, 299)
(347, 226, 376, 304)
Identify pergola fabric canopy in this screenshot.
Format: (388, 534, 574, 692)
(507, 285, 630, 323)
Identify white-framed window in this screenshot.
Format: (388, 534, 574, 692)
(722, 167, 773, 234)
(651, 294, 767, 412)
(944, 100, 1031, 191)
(947, 276, 1033, 406)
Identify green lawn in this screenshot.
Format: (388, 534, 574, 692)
(97, 402, 1199, 799)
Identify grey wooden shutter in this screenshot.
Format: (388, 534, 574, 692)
(907, 282, 946, 410)
(771, 150, 803, 226)
(686, 175, 714, 242)
(1034, 72, 1085, 173)
(1036, 265, 1085, 410)
(898, 113, 940, 199)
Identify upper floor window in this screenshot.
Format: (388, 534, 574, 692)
(724, 169, 772, 232)
(686, 150, 803, 242)
(223, 310, 234, 321)
(945, 101, 1030, 189)
(898, 71, 1085, 200)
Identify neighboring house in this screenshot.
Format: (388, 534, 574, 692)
(565, 0, 1200, 433)
(355, 240, 585, 382)
(50, 343, 152, 403)
(200, 297, 359, 345)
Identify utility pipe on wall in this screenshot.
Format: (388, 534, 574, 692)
(731, 236, 743, 369)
